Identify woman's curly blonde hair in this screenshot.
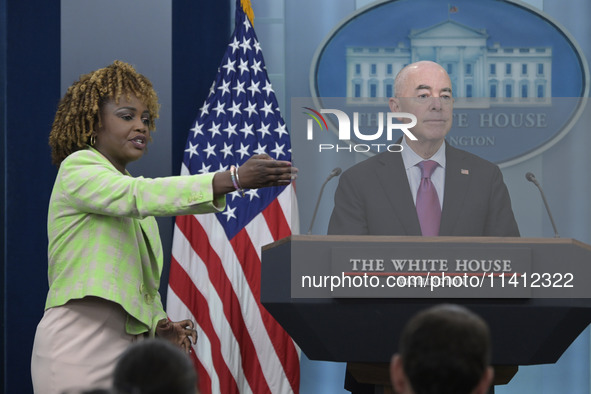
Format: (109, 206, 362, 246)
(49, 60, 160, 166)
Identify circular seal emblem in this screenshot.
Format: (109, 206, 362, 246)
(309, 0, 589, 167)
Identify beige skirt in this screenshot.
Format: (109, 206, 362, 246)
(31, 297, 144, 394)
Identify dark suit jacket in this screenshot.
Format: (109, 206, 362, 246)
(328, 142, 520, 236)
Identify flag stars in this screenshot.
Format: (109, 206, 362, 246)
(233, 81, 246, 97)
(245, 189, 260, 201)
(213, 101, 226, 117)
(239, 122, 254, 138)
(253, 142, 267, 155)
(260, 102, 274, 117)
(224, 122, 238, 138)
(240, 37, 251, 54)
(238, 58, 250, 75)
(229, 190, 242, 201)
(222, 58, 236, 74)
(184, 141, 199, 158)
(244, 102, 258, 117)
(182, 11, 293, 229)
(237, 142, 250, 159)
(247, 81, 261, 96)
(217, 80, 231, 96)
(203, 142, 218, 158)
(251, 60, 262, 75)
(257, 122, 271, 138)
(228, 36, 240, 53)
(262, 80, 274, 96)
(222, 205, 237, 221)
(217, 163, 229, 172)
(274, 123, 288, 138)
(199, 101, 210, 117)
(220, 142, 234, 159)
(208, 122, 221, 138)
(190, 122, 203, 138)
(198, 162, 211, 174)
(253, 39, 262, 54)
(271, 142, 286, 158)
(228, 101, 242, 117)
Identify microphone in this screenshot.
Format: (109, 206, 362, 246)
(307, 167, 342, 234)
(526, 172, 559, 238)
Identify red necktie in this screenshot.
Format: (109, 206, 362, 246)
(416, 160, 441, 236)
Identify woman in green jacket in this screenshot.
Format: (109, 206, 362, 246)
(31, 60, 295, 394)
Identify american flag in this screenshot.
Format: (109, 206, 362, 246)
(166, 1, 300, 393)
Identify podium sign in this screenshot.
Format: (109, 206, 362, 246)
(294, 244, 533, 298)
(261, 235, 591, 366)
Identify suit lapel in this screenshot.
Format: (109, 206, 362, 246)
(376, 152, 422, 235)
(440, 144, 471, 235)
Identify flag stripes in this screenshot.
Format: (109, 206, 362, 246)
(170, 187, 299, 393)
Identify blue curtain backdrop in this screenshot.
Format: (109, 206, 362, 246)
(0, 0, 6, 389)
(2, 1, 230, 393)
(3, 1, 60, 393)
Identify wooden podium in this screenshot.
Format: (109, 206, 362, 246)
(261, 235, 591, 390)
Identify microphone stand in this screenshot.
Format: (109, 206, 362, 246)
(307, 168, 342, 235)
(526, 172, 559, 238)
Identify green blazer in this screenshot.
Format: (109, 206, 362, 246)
(46, 147, 225, 335)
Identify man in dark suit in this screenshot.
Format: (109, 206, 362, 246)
(328, 60, 519, 237)
(328, 61, 518, 393)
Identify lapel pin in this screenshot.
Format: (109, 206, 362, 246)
(461, 169, 469, 175)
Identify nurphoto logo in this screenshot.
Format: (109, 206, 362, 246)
(303, 107, 417, 153)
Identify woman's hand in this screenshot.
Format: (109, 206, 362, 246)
(156, 318, 197, 354)
(213, 154, 297, 197)
(237, 154, 296, 189)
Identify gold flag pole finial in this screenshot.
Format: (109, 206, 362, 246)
(240, 0, 255, 26)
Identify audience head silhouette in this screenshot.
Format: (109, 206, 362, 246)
(390, 304, 493, 394)
(112, 339, 198, 394)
